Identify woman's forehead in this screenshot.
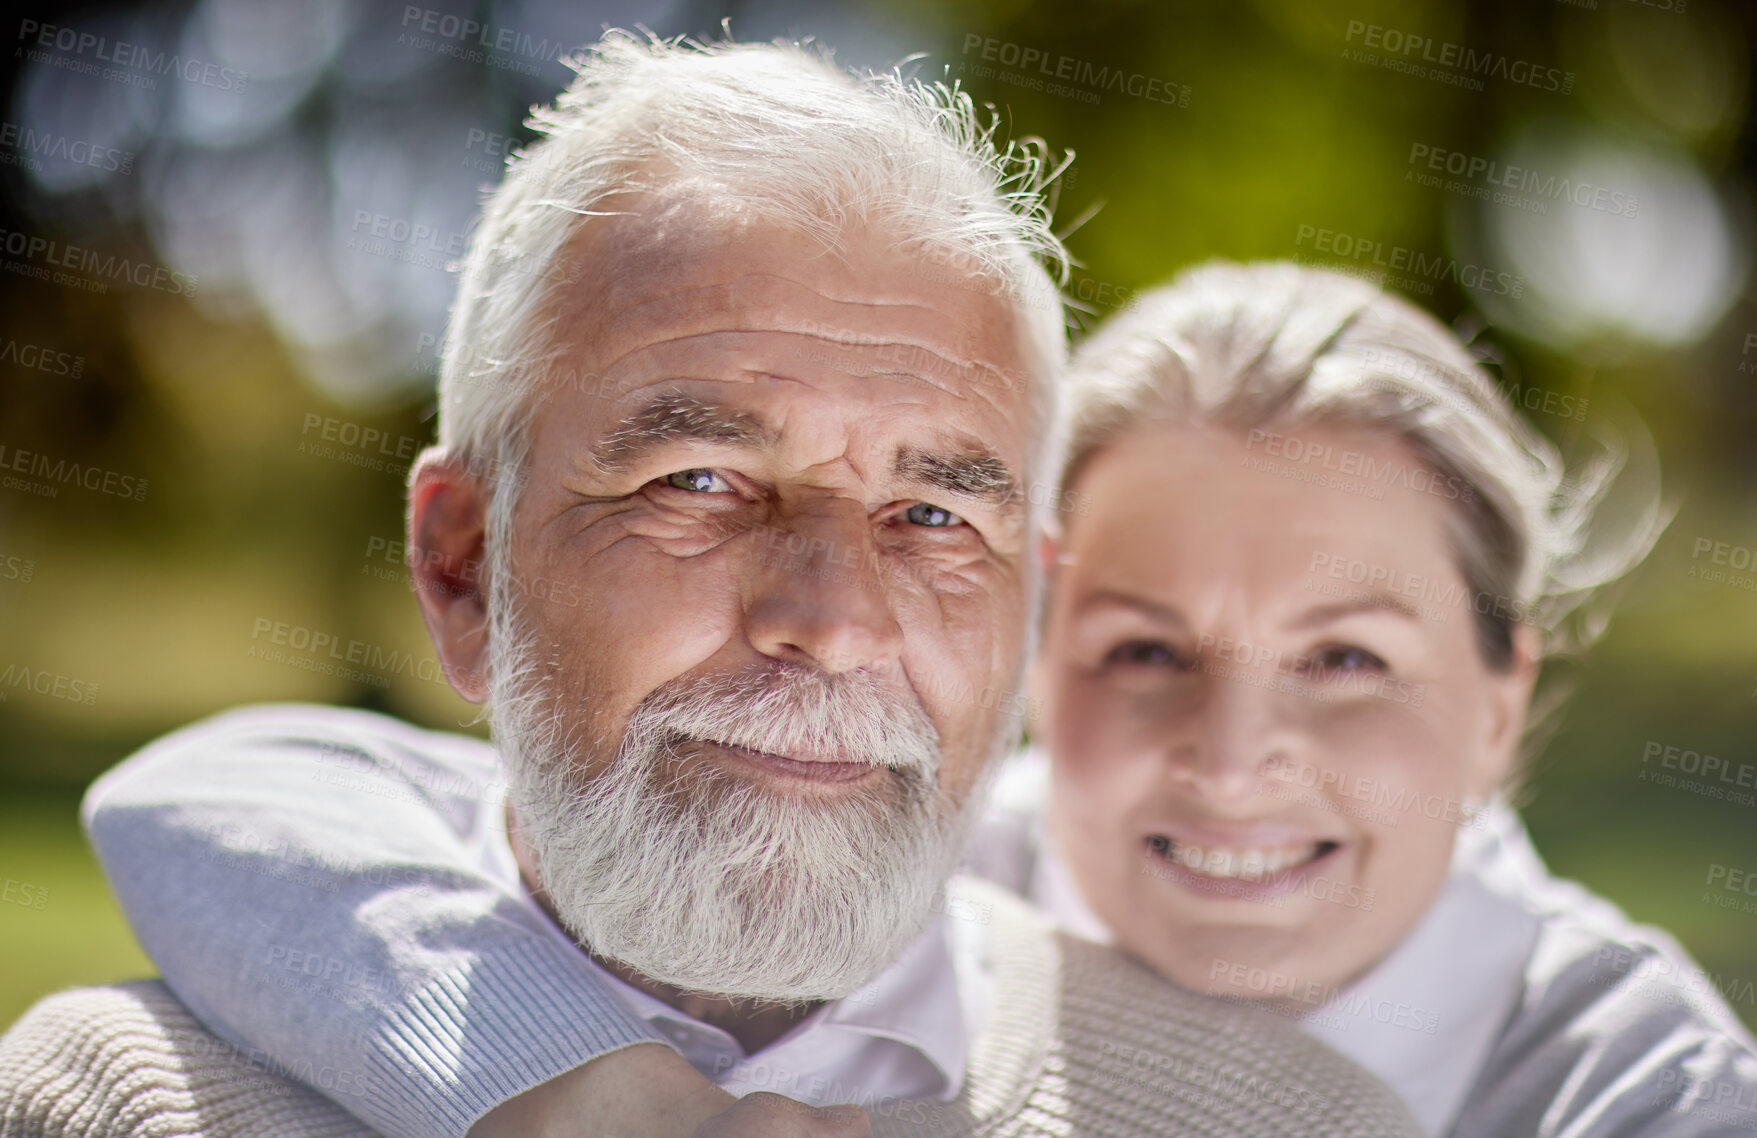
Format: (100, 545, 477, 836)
(1064, 421, 1462, 591)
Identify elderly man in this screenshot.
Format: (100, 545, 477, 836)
(0, 34, 1419, 1138)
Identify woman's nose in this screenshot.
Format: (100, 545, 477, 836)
(1170, 667, 1291, 804)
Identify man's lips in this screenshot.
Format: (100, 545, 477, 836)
(695, 740, 880, 784)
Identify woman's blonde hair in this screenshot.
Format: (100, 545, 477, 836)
(1060, 260, 1668, 676)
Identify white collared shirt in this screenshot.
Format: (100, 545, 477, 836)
(477, 815, 976, 1107)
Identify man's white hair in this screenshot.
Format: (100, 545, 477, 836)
(434, 30, 1071, 559)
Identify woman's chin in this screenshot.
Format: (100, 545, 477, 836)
(1133, 925, 1341, 1000)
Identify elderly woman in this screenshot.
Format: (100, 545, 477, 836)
(983, 260, 1757, 1136)
(63, 262, 1757, 1136)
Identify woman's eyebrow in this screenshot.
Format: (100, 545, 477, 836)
(1291, 595, 1422, 629)
(1074, 589, 1188, 626)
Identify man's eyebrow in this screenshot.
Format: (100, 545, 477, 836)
(595, 393, 774, 471)
(893, 446, 1018, 507)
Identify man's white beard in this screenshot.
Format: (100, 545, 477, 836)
(486, 592, 982, 1002)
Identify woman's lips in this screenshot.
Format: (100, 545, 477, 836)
(1147, 836, 1336, 880)
(1142, 832, 1342, 896)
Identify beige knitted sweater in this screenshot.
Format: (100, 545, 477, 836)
(1, 881, 1420, 1137)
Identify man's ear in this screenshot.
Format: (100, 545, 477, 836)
(407, 448, 492, 703)
(1474, 621, 1540, 799)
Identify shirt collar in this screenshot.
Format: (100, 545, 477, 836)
(490, 824, 969, 1103)
(819, 910, 969, 1095)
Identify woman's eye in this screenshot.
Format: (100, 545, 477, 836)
(1310, 645, 1388, 674)
(903, 501, 962, 527)
(1105, 640, 1183, 668)
(662, 469, 733, 493)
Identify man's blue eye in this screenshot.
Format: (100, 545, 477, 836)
(664, 469, 731, 493)
(904, 502, 962, 527)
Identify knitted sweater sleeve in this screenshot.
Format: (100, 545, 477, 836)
(0, 980, 378, 1138)
(79, 704, 666, 1138)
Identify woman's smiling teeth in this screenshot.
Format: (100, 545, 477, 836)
(1146, 835, 1336, 880)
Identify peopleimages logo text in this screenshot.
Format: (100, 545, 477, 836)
(0, 443, 148, 501)
(1343, 21, 1573, 93)
(17, 19, 248, 91)
(1406, 143, 1637, 218)
(0, 122, 134, 175)
(0, 228, 197, 296)
(398, 6, 569, 63)
(1295, 225, 1523, 300)
(959, 35, 1189, 106)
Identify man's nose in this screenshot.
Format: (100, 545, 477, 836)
(744, 506, 904, 675)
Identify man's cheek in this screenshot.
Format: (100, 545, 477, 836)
(568, 540, 740, 636)
(913, 651, 1023, 801)
(900, 673, 980, 802)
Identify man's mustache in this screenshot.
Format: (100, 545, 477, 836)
(625, 663, 941, 777)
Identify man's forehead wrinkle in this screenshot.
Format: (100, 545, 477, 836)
(565, 194, 1026, 348)
(552, 214, 1034, 397)
(721, 271, 1000, 361)
(584, 329, 1018, 415)
(791, 333, 1022, 400)
(586, 261, 996, 354)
